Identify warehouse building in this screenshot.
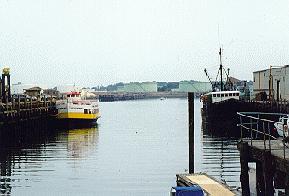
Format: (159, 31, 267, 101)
(253, 65, 289, 100)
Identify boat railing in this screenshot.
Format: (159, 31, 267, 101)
(237, 112, 288, 160)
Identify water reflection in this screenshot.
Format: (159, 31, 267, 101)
(198, 117, 241, 189)
(67, 128, 99, 159)
(0, 124, 99, 195)
(0, 99, 241, 195)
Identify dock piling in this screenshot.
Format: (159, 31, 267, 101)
(256, 161, 265, 195)
(239, 141, 250, 196)
(263, 150, 274, 195)
(188, 92, 194, 174)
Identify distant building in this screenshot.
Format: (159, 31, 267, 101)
(12, 83, 38, 94)
(43, 88, 60, 98)
(253, 65, 289, 100)
(178, 81, 212, 93)
(56, 85, 80, 93)
(117, 82, 157, 93)
(24, 87, 42, 98)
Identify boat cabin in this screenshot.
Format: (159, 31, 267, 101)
(203, 91, 240, 103)
(66, 92, 81, 99)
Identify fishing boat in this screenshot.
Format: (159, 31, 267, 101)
(55, 91, 100, 126)
(201, 48, 240, 104)
(274, 115, 289, 137)
(202, 90, 240, 103)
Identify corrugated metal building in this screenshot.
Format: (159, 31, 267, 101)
(253, 65, 289, 100)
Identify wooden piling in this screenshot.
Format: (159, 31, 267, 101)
(256, 161, 265, 195)
(188, 92, 194, 173)
(285, 174, 289, 195)
(263, 150, 274, 195)
(239, 141, 250, 195)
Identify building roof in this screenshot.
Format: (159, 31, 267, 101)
(228, 76, 241, 83)
(24, 86, 42, 91)
(253, 65, 289, 73)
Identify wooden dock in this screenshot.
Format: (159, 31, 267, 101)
(176, 173, 236, 195)
(0, 96, 55, 126)
(238, 112, 289, 195)
(238, 140, 289, 195)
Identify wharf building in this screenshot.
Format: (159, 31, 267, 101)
(253, 65, 289, 101)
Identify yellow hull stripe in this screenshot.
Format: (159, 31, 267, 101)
(57, 112, 100, 120)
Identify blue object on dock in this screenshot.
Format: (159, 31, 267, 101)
(171, 186, 204, 196)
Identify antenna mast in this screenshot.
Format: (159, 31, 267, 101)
(219, 48, 223, 91)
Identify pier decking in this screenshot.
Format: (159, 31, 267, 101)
(176, 173, 236, 195)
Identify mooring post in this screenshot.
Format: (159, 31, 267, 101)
(263, 150, 274, 196)
(256, 161, 265, 195)
(188, 92, 194, 174)
(285, 174, 289, 195)
(239, 141, 250, 195)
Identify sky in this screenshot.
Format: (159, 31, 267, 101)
(0, 0, 289, 87)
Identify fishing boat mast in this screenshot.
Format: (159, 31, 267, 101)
(219, 48, 223, 91)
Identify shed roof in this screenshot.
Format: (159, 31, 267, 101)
(24, 86, 42, 91)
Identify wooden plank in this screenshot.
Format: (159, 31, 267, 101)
(177, 174, 235, 196)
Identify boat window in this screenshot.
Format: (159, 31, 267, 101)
(221, 94, 224, 97)
(217, 94, 220, 97)
(284, 119, 287, 125)
(84, 109, 88, 114)
(225, 94, 228, 97)
(232, 93, 235, 96)
(213, 94, 216, 97)
(236, 93, 239, 96)
(229, 93, 232, 96)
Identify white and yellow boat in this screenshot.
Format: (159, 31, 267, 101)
(56, 91, 100, 126)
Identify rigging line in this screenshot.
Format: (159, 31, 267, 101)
(215, 69, 220, 82)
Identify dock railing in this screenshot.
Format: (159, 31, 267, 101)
(237, 112, 288, 160)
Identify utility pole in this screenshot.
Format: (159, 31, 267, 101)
(269, 65, 273, 101)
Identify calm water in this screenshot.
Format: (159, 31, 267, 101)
(0, 98, 240, 195)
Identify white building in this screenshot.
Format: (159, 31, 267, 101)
(12, 82, 47, 95)
(253, 65, 289, 100)
(56, 85, 81, 93)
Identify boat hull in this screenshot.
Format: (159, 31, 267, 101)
(54, 117, 99, 128)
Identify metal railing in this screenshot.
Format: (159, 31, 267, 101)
(237, 112, 288, 159)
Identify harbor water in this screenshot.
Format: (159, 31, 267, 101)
(0, 98, 240, 195)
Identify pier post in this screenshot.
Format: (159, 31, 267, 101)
(285, 174, 289, 195)
(239, 141, 250, 195)
(188, 92, 194, 173)
(263, 150, 274, 196)
(256, 161, 265, 195)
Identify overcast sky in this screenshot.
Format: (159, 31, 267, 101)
(0, 0, 289, 87)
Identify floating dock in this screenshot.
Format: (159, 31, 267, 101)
(176, 173, 236, 195)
